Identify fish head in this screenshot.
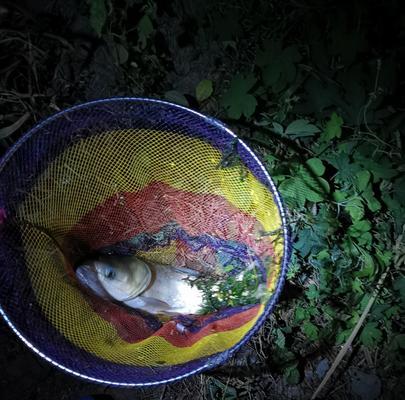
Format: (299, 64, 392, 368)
(95, 257, 152, 302)
(75, 262, 111, 299)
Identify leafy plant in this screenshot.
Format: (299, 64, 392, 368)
(221, 73, 257, 119)
(216, 4, 405, 382)
(87, 0, 108, 37)
(192, 265, 263, 314)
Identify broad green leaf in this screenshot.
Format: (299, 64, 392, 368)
(329, 152, 362, 184)
(258, 41, 301, 92)
(284, 364, 300, 385)
(306, 158, 325, 176)
(358, 231, 373, 247)
(384, 305, 400, 319)
(321, 112, 344, 141)
(299, 78, 341, 114)
(360, 322, 382, 347)
(362, 185, 381, 212)
(352, 277, 363, 293)
(333, 190, 347, 202)
(272, 121, 284, 134)
(294, 227, 325, 257)
(306, 284, 320, 301)
(356, 252, 375, 278)
(392, 334, 405, 350)
(164, 90, 189, 106)
(88, 0, 107, 37)
(294, 307, 307, 323)
(375, 249, 392, 267)
(348, 220, 371, 237)
(275, 329, 286, 348)
(303, 321, 319, 341)
(356, 170, 371, 192)
(111, 42, 129, 64)
(196, 79, 213, 102)
(318, 177, 330, 193)
(336, 328, 352, 344)
(279, 174, 324, 208)
(208, 377, 237, 400)
(393, 276, 405, 301)
(285, 119, 320, 138)
(345, 197, 365, 221)
(221, 73, 257, 119)
(316, 249, 330, 260)
(355, 155, 398, 182)
(138, 14, 154, 49)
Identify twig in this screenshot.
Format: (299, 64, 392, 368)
(311, 267, 390, 399)
(159, 384, 167, 400)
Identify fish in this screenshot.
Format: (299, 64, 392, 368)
(75, 255, 205, 315)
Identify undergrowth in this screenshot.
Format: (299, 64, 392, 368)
(0, 0, 404, 398)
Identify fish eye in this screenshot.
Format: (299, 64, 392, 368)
(104, 266, 116, 279)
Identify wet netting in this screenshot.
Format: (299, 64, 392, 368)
(0, 98, 290, 386)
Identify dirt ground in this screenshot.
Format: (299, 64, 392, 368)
(0, 1, 404, 399)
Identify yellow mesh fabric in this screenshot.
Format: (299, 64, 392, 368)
(17, 128, 283, 366)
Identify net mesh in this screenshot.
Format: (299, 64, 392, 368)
(0, 98, 289, 385)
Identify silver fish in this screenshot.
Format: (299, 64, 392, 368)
(76, 255, 205, 315)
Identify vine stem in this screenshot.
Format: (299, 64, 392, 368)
(311, 267, 390, 399)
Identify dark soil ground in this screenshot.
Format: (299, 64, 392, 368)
(0, 1, 404, 399)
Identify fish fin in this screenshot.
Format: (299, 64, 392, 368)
(124, 296, 171, 311)
(172, 266, 201, 277)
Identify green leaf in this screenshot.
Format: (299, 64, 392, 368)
(257, 41, 301, 93)
(360, 322, 382, 347)
(302, 321, 319, 341)
(356, 170, 371, 192)
(356, 252, 375, 278)
(306, 158, 325, 176)
(321, 112, 344, 141)
(393, 276, 405, 301)
(358, 232, 373, 247)
(207, 377, 237, 400)
(318, 177, 330, 193)
(196, 79, 213, 102)
(272, 121, 284, 134)
(392, 334, 405, 350)
(88, 0, 107, 37)
(221, 73, 257, 119)
(362, 185, 381, 212)
(333, 190, 348, 202)
(279, 174, 324, 208)
(336, 328, 352, 344)
(375, 249, 392, 268)
(352, 277, 364, 293)
(345, 197, 365, 221)
(137, 14, 154, 49)
(284, 364, 300, 385)
(348, 220, 371, 237)
(294, 307, 307, 323)
(355, 155, 398, 182)
(275, 329, 286, 348)
(305, 284, 320, 301)
(164, 90, 189, 106)
(285, 119, 320, 138)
